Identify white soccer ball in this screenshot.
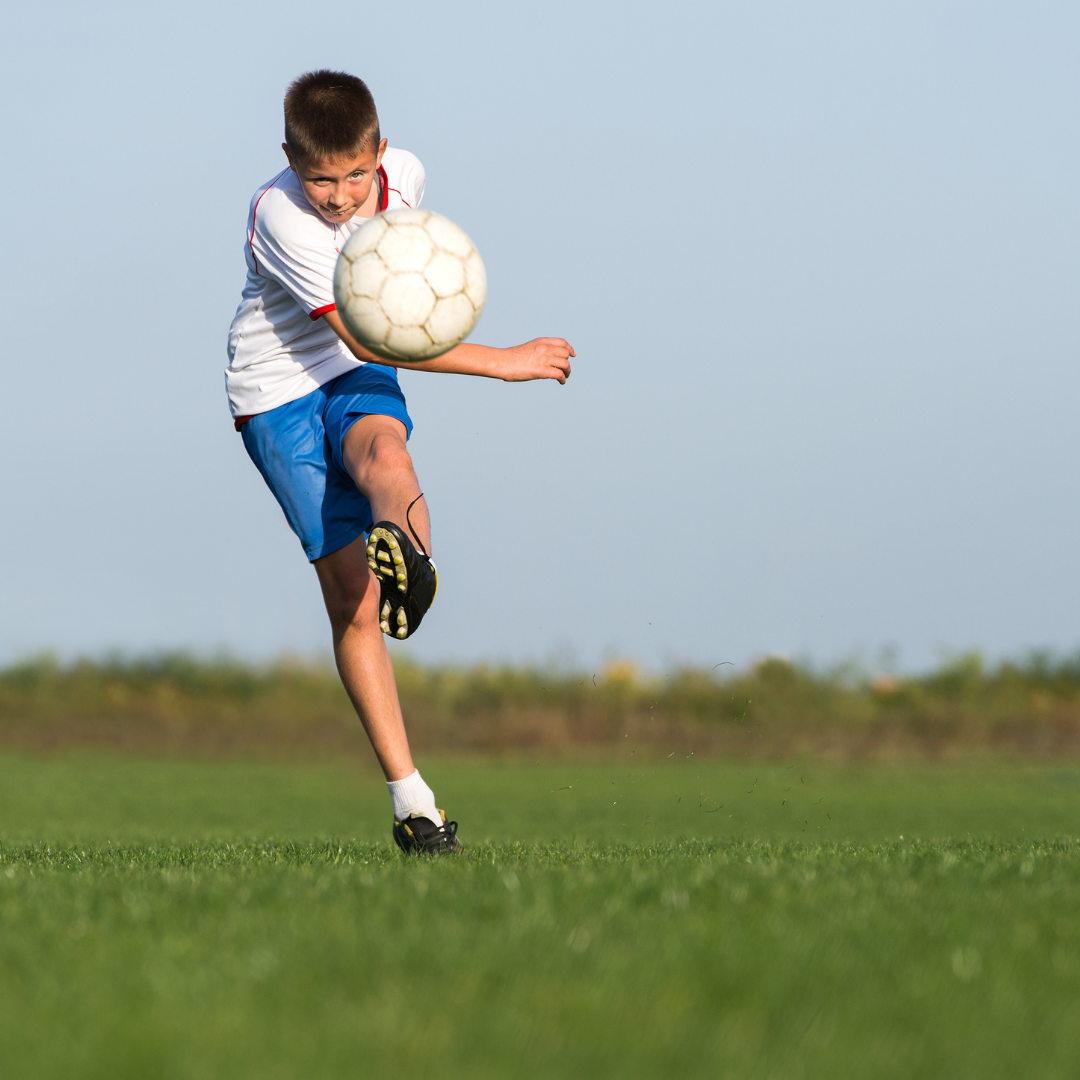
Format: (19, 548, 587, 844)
(333, 209, 487, 362)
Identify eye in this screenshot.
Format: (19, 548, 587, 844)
(350, 172, 363, 180)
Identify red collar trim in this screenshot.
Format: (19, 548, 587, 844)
(378, 164, 389, 212)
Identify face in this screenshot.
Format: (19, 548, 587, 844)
(284, 138, 388, 223)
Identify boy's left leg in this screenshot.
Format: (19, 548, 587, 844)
(315, 537, 462, 855)
(312, 537, 414, 780)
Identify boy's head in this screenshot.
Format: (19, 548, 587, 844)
(282, 70, 388, 224)
(284, 69, 380, 162)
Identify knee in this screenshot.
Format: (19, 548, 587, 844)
(354, 433, 413, 491)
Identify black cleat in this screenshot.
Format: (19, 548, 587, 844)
(392, 810, 465, 856)
(366, 497, 438, 640)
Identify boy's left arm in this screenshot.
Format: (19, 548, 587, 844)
(322, 310, 574, 384)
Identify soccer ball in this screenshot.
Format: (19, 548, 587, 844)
(333, 209, 487, 362)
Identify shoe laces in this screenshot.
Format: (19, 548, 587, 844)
(431, 819, 459, 850)
(405, 494, 436, 571)
(405, 493, 429, 559)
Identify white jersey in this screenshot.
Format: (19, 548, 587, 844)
(225, 147, 426, 418)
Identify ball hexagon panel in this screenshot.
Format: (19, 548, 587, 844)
(346, 296, 391, 345)
(425, 213, 473, 259)
(427, 294, 476, 344)
(350, 253, 389, 299)
(386, 325, 437, 358)
(380, 272, 437, 327)
(376, 224, 435, 275)
(424, 250, 466, 298)
(346, 215, 387, 257)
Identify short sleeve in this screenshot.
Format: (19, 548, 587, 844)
(382, 148, 426, 209)
(249, 188, 338, 318)
(404, 156, 426, 208)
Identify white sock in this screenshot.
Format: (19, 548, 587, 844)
(387, 769, 441, 827)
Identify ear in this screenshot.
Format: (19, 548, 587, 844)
(376, 138, 388, 167)
(282, 143, 297, 172)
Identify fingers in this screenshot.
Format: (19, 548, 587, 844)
(540, 342, 572, 384)
(537, 342, 574, 363)
(504, 338, 575, 383)
(533, 337, 575, 356)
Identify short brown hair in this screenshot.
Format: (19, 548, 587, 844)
(284, 70, 380, 163)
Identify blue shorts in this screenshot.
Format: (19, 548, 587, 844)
(240, 365, 413, 561)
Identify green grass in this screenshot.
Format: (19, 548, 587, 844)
(1, 753, 1080, 1078)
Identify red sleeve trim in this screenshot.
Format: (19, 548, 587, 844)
(234, 415, 253, 431)
(310, 303, 336, 320)
(378, 165, 389, 211)
(388, 187, 411, 208)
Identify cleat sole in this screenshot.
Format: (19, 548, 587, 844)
(367, 523, 437, 642)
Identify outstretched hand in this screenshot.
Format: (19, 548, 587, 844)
(494, 338, 575, 384)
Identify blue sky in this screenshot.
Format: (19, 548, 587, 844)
(1, 1, 1077, 672)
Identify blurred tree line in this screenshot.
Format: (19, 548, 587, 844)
(2, 651, 1080, 759)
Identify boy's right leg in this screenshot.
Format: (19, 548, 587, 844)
(341, 414, 430, 553)
(341, 414, 439, 640)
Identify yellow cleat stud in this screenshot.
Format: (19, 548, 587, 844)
(366, 545, 375, 556)
(393, 555, 403, 565)
(397, 583, 407, 593)
(377, 551, 390, 563)
(368, 559, 377, 571)
(381, 601, 390, 619)
(396, 572, 406, 582)
(388, 539, 397, 549)
(380, 621, 390, 634)
(397, 609, 407, 626)
(396, 627, 408, 639)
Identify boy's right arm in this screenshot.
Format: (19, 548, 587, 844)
(322, 310, 574, 384)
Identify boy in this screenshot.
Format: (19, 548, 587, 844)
(226, 70, 573, 854)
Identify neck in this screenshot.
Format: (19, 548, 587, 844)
(354, 168, 382, 219)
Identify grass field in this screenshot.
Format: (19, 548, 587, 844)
(2, 753, 1080, 1078)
